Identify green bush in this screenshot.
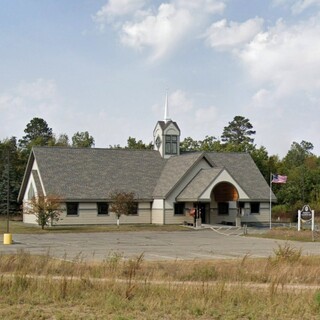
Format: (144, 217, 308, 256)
(272, 205, 295, 222)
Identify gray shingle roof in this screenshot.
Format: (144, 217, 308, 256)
(155, 120, 180, 133)
(152, 152, 211, 198)
(28, 147, 166, 201)
(18, 147, 274, 203)
(206, 152, 274, 201)
(177, 168, 223, 201)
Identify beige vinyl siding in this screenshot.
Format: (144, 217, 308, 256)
(152, 209, 164, 224)
(55, 202, 152, 226)
(211, 207, 238, 225)
(23, 212, 38, 224)
(164, 209, 194, 225)
(211, 202, 270, 225)
(152, 199, 165, 224)
(240, 202, 270, 224)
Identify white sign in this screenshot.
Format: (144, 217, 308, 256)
(298, 204, 314, 231)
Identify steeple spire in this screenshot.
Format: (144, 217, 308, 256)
(164, 90, 171, 123)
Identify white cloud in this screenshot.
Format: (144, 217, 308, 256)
(175, 0, 226, 14)
(120, 3, 193, 60)
(239, 16, 320, 96)
(244, 16, 320, 157)
(251, 89, 272, 107)
(152, 89, 194, 118)
(291, 0, 320, 14)
(195, 106, 217, 124)
(204, 17, 264, 51)
(169, 90, 194, 114)
(94, 0, 226, 60)
(16, 78, 57, 101)
(272, 0, 320, 13)
(93, 0, 147, 28)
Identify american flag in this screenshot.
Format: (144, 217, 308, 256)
(272, 174, 287, 184)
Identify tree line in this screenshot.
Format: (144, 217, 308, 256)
(1, 116, 319, 219)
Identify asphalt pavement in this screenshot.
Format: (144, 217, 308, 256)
(1, 229, 319, 261)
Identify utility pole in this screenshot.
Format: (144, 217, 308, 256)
(3, 147, 12, 244)
(6, 149, 10, 233)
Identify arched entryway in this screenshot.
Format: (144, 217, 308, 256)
(210, 182, 239, 224)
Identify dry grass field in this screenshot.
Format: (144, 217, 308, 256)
(0, 244, 320, 319)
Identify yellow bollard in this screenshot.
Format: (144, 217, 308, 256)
(3, 233, 12, 245)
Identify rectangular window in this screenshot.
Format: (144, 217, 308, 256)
(165, 135, 178, 154)
(66, 202, 79, 216)
(97, 202, 109, 215)
(218, 202, 229, 215)
(238, 202, 245, 209)
(174, 202, 185, 215)
(165, 135, 171, 154)
(127, 202, 138, 215)
(171, 136, 177, 154)
(250, 202, 260, 214)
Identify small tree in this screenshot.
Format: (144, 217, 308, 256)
(126, 136, 153, 150)
(72, 131, 95, 148)
(26, 195, 62, 229)
(110, 191, 136, 227)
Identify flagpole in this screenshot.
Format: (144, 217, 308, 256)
(269, 173, 272, 230)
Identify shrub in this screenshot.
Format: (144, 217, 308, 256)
(273, 242, 302, 263)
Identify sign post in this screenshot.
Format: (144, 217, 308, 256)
(298, 204, 314, 232)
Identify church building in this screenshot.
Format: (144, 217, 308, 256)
(18, 96, 275, 226)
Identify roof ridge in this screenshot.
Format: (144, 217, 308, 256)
(32, 146, 159, 153)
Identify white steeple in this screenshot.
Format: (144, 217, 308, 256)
(164, 91, 171, 123)
(153, 90, 181, 158)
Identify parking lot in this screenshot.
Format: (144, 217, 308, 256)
(1, 229, 319, 261)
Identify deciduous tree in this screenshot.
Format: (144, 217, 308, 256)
(26, 195, 62, 229)
(126, 137, 153, 149)
(49, 134, 70, 147)
(110, 191, 136, 227)
(72, 131, 95, 148)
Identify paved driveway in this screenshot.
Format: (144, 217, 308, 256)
(1, 230, 319, 261)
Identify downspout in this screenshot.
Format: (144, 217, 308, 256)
(163, 199, 166, 225)
(150, 202, 152, 224)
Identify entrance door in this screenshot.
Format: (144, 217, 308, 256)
(192, 203, 209, 224)
(199, 203, 207, 224)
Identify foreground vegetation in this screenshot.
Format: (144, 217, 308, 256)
(0, 245, 320, 319)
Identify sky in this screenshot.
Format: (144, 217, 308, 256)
(1, 0, 320, 157)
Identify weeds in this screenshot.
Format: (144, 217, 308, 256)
(314, 290, 320, 311)
(273, 242, 302, 263)
(0, 251, 320, 319)
(124, 253, 144, 299)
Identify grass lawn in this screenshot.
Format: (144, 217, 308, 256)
(0, 247, 320, 319)
(0, 219, 188, 234)
(249, 227, 320, 242)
